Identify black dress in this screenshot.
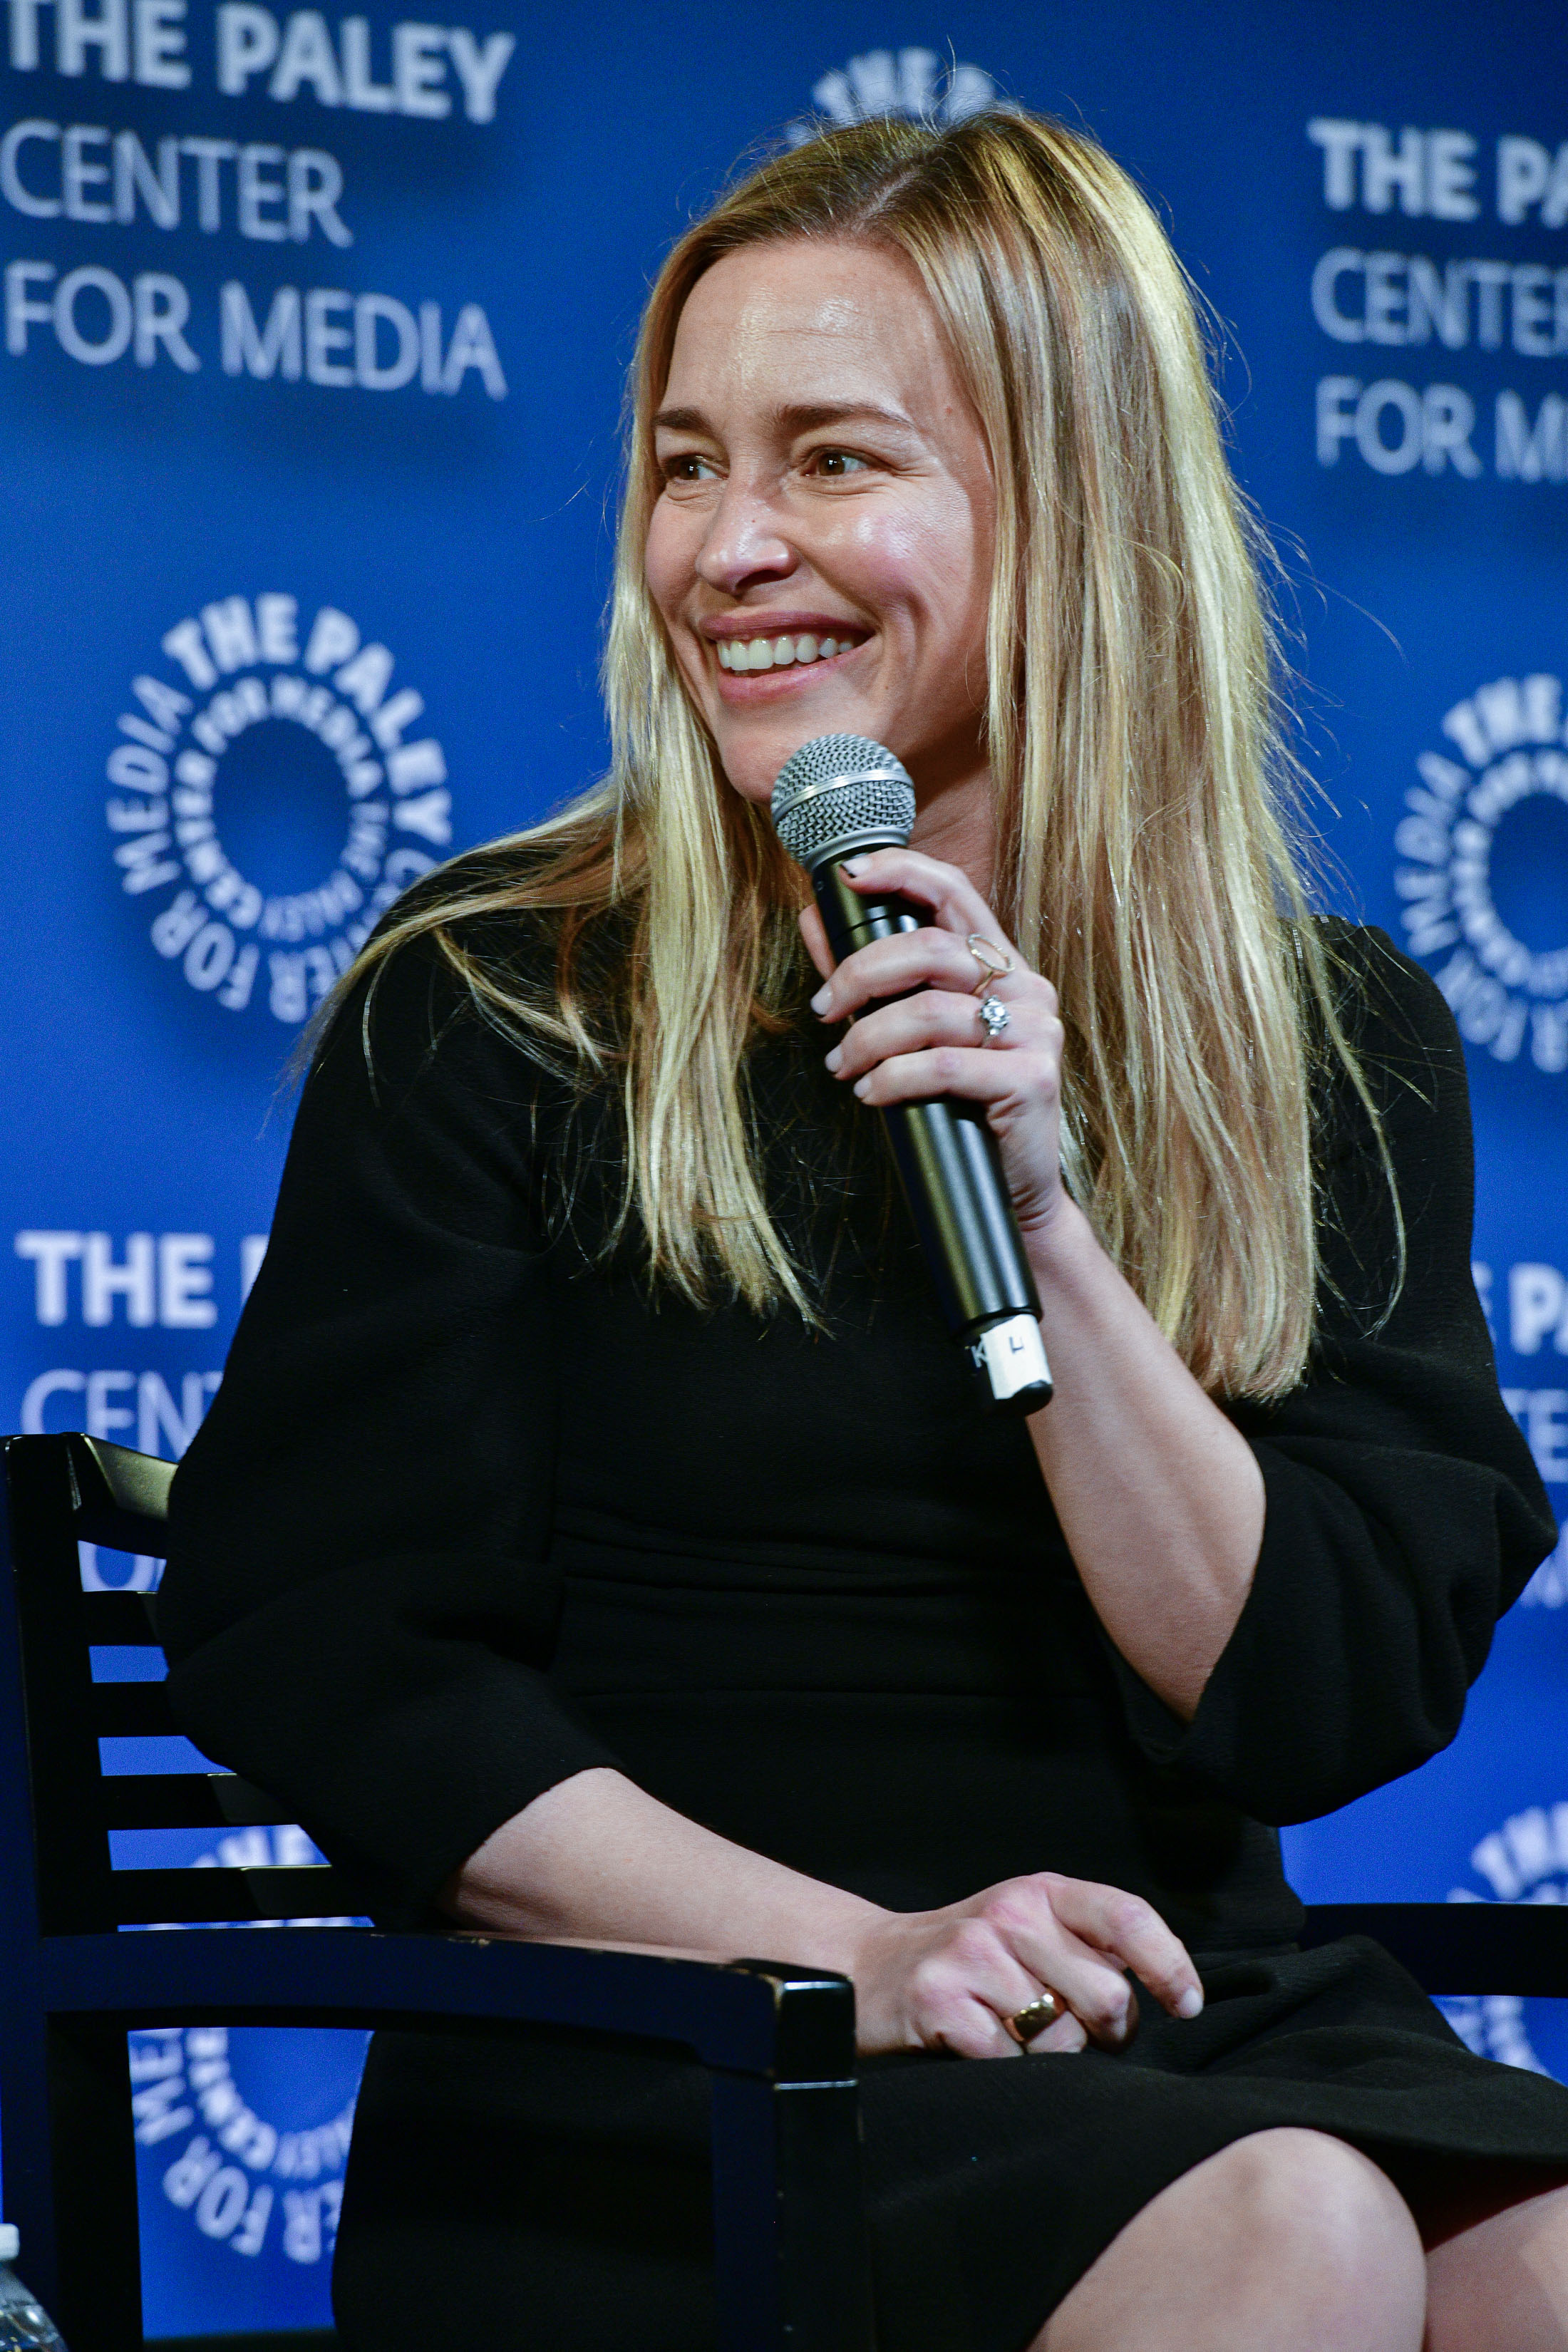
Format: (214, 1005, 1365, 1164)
(158, 912, 1564, 2352)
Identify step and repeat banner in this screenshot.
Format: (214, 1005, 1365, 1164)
(3, 0, 1566, 2332)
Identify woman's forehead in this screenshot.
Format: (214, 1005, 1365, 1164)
(662, 239, 956, 420)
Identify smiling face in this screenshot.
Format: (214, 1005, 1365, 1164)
(644, 237, 997, 824)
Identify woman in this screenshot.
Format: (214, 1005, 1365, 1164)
(160, 112, 1568, 2351)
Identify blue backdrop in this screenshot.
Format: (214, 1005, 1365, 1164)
(4, 0, 1566, 2331)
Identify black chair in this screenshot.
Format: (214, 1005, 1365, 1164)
(0, 1433, 875, 2352)
(5, 1435, 1568, 2352)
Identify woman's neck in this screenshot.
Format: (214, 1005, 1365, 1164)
(909, 767, 995, 904)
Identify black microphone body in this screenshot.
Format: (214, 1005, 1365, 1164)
(774, 736, 1052, 1413)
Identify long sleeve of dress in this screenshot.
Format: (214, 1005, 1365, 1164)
(1108, 928, 1557, 1826)
(157, 937, 621, 1925)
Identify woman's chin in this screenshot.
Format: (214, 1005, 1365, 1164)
(712, 706, 889, 808)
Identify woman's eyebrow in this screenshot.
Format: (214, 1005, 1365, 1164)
(773, 399, 916, 434)
(651, 400, 917, 435)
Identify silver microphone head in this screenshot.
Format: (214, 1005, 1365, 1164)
(770, 733, 916, 872)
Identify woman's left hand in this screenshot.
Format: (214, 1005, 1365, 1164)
(800, 847, 1067, 1242)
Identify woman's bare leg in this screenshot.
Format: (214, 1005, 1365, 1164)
(1035, 2127, 1427, 2352)
(1422, 2170, 1568, 2351)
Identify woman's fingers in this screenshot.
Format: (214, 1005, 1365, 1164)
(999, 1923, 1143, 2049)
(975, 1876, 1201, 2050)
(797, 902, 835, 984)
(912, 1897, 1137, 2055)
(1031, 1875, 1205, 2023)
(812, 923, 1046, 1023)
(852, 1878, 1200, 2062)
(1023, 2008, 1089, 2056)
(845, 1043, 1061, 1116)
(904, 1919, 1062, 2060)
(827, 989, 1056, 1080)
(837, 846, 1009, 942)
(927, 1998, 1035, 2061)
(930, 1919, 1126, 2055)
(855, 1878, 1202, 2063)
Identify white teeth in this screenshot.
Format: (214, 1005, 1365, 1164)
(715, 631, 855, 671)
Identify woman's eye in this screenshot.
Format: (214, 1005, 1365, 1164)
(812, 449, 871, 477)
(662, 453, 718, 483)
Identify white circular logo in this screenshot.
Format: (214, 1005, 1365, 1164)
(1393, 673, 1568, 1073)
(105, 595, 453, 1025)
(130, 1820, 365, 2277)
(130, 2016, 362, 2271)
(785, 48, 1001, 146)
(1438, 1802, 1568, 2078)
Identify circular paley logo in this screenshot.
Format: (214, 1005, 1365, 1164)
(132, 2040, 363, 2274)
(785, 47, 1001, 146)
(1440, 1802, 1568, 2079)
(1393, 673, 1568, 1074)
(129, 1822, 365, 2281)
(105, 595, 453, 1025)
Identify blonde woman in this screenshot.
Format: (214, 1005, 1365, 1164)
(161, 114, 1568, 2351)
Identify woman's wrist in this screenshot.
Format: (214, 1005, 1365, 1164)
(798, 1889, 894, 1983)
(1018, 1189, 1101, 1292)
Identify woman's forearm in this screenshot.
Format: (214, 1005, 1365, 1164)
(1023, 1197, 1265, 1721)
(440, 1764, 886, 1966)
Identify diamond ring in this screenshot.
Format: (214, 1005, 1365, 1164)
(977, 994, 1011, 1043)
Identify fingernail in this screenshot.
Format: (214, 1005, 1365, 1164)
(852, 1076, 871, 1098)
(810, 987, 831, 1015)
(1176, 1986, 1204, 2020)
(825, 1046, 842, 1073)
(841, 856, 868, 876)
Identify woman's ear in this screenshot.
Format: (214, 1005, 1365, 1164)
(798, 902, 836, 982)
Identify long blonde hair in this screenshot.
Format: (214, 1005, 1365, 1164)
(334, 109, 1390, 1400)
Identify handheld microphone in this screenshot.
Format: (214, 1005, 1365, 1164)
(771, 733, 1052, 1414)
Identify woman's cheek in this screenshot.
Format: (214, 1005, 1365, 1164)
(644, 529, 708, 702)
(643, 502, 695, 623)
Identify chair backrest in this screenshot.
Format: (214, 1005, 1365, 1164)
(1, 1430, 878, 2352)
(1, 1433, 357, 1931)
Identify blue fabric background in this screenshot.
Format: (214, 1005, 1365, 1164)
(3, 0, 1566, 2329)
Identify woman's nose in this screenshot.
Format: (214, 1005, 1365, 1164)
(694, 476, 798, 598)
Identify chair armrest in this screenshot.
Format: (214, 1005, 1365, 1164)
(1301, 1902, 1568, 1996)
(61, 1435, 172, 1554)
(39, 1927, 857, 2083)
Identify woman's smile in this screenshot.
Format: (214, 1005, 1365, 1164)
(705, 614, 873, 688)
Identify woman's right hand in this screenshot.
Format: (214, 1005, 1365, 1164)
(847, 1872, 1205, 2058)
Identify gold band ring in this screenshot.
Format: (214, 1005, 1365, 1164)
(965, 934, 1014, 996)
(1006, 1990, 1066, 2046)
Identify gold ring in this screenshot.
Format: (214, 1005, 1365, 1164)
(965, 934, 1014, 996)
(1006, 1990, 1066, 2046)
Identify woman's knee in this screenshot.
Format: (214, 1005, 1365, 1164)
(1039, 2127, 1426, 2351)
(1191, 2130, 1425, 2347)
(1222, 2128, 1421, 2266)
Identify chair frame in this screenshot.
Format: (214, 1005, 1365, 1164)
(5, 1430, 1568, 2352)
(0, 1434, 875, 2352)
